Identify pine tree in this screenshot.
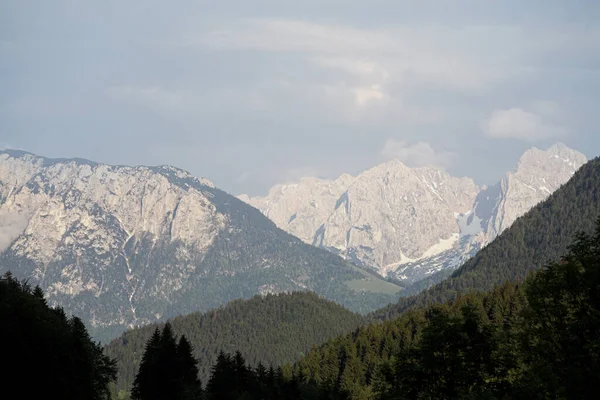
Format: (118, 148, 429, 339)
(232, 350, 250, 394)
(518, 218, 600, 399)
(177, 335, 203, 400)
(157, 323, 180, 398)
(132, 325, 205, 400)
(1, 272, 116, 400)
(206, 351, 234, 399)
(131, 328, 162, 400)
(32, 285, 46, 305)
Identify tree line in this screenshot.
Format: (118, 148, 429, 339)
(115, 218, 600, 399)
(2, 211, 599, 399)
(105, 291, 365, 393)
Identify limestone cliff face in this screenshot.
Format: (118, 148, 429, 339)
(313, 162, 479, 275)
(0, 150, 401, 341)
(0, 153, 224, 271)
(476, 143, 588, 240)
(239, 173, 355, 245)
(0, 151, 225, 335)
(241, 144, 587, 283)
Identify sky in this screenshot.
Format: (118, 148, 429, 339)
(1, 0, 599, 196)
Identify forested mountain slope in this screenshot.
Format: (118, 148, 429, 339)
(0, 150, 400, 341)
(105, 292, 365, 392)
(287, 220, 600, 399)
(375, 156, 600, 320)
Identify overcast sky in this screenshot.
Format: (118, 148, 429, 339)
(1, 1, 599, 195)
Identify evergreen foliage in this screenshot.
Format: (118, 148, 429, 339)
(8, 157, 600, 400)
(0, 271, 117, 399)
(289, 218, 600, 399)
(105, 291, 365, 392)
(376, 157, 600, 320)
(203, 350, 311, 400)
(116, 218, 600, 398)
(131, 324, 203, 400)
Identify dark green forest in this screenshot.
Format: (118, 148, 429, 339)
(111, 219, 600, 399)
(4, 219, 600, 400)
(0, 272, 117, 400)
(105, 292, 365, 394)
(130, 324, 203, 400)
(376, 157, 600, 320)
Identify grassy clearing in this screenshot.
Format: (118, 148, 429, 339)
(345, 266, 403, 294)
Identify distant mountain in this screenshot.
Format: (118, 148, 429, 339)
(104, 292, 365, 392)
(0, 150, 401, 341)
(240, 143, 587, 284)
(376, 155, 600, 320)
(287, 158, 600, 398)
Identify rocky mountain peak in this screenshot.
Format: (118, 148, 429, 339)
(0, 150, 401, 341)
(242, 156, 480, 276)
(516, 142, 586, 173)
(475, 144, 587, 240)
(240, 144, 587, 283)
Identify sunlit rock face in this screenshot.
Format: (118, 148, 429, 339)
(1, 150, 400, 341)
(241, 143, 587, 284)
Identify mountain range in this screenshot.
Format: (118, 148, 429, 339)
(0, 144, 587, 341)
(290, 154, 600, 399)
(240, 143, 587, 284)
(3, 145, 599, 400)
(107, 153, 600, 397)
(0, 150, 399, 341)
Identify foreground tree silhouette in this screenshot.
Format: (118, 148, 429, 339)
(0, 272, 116, 399)
(131, 323, 203, 400)
(177, 336, 203, 400)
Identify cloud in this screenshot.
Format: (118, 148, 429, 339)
(0, 211, 29, 252)
(235, 171, 254, 184)
(3, 1, 599, 196)
(311, 57, 390, 81)
(195, 19, 395, 54)
(267, 166, 323, 185)
(529, 100, 560, 117)
(107, 85, 186, 111)
(482, 107, 567, 141)
(353, 85, 388, 107)
(194, 19, 518, 94)
(381, 140, 457, 168)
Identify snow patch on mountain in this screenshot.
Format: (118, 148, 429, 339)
(240, 143, 587, 284)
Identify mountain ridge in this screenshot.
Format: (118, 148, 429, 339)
(240, 143, 587, 284)
(0, 149, 401, 341)
(105, 291, 365, 392)
(375, 155, 600, 320)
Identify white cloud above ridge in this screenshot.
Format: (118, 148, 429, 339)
(3, 1, 599, 196)
(194, 19, 519, 94)
(381, 140, 457, 169)
(482, 107, 568, 141)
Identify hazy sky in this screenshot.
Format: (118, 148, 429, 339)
(1, 1, 599, 195)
